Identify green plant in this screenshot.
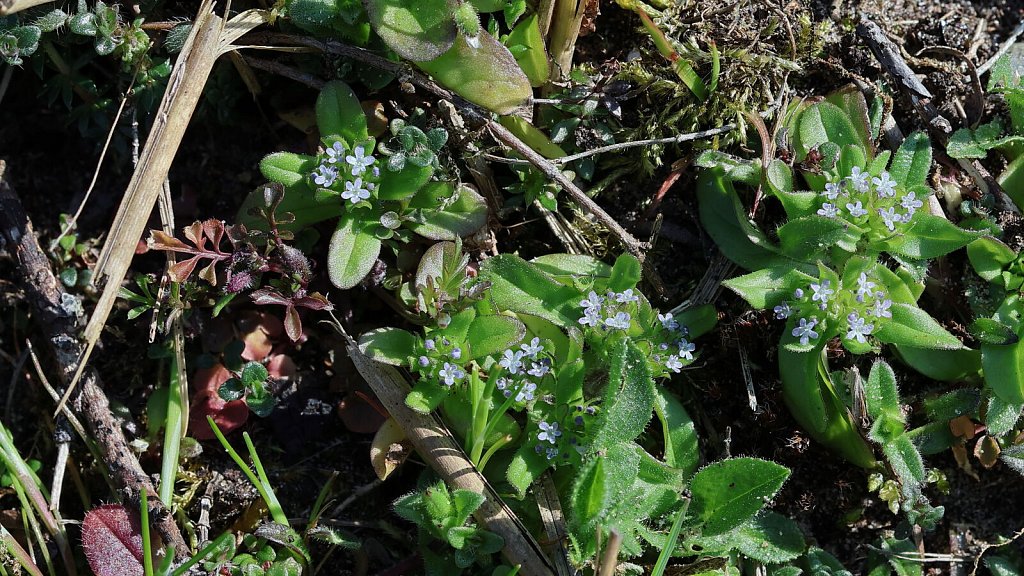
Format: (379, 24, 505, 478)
(699, 89, 979, 467)
(392, 480, 505, 574)
(947, 54, 1024, 208)
(240, 80, 488, 289)
(218, 361, 277, 418)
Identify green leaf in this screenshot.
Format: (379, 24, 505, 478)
(589, 340, 656, 453)
(690, 457, 790, 537)
(69, 11, 97, 35)
(364, 0, 456, 61)
(358, 327, 417, 366)
(568, 442, 640, 534)
(505, 13, 548, 87)
(865, 359, 901, 421)
(673, 304, 718, 339)
(972, 317, 1019, 345)
(888, 132, 931, 189)
(711, 512, 806, 564)
(465, 315, 526, 359)
(406, 379, 449, 413)
(825, 88, 873, 153)
(653, 388, 699, 479)
(328, 214, 383, 289)
(316, 81, 369, 145)
(722, 266, 816, 310)
(882, 434, 925, 487)
(417, 31, 532, 115)
(765, 158, 793, 196)
(982, 341, 1024, 404)
(377, 162, 433, 200)
(506, 440, 550, 497)
(34, 10, 67, 32)
(259, 152, 317, 188)
(449, 488, 485, 527)
(241, 362, 269, 388)
(697, 167, 791, 271)
(218, 378, 245, 401)
(777, 215, 859, 259)
(797, 101, 865, 158)
(906, 421, 958, 455)
(967, 237, 1016, 283)
(608, 254, 642, 292)
(985, 394, 1022, 437)
(893, 345, 981, 381)
(1000, 444, 1024, 477)
(408, 183, 488, 240)
(529, 254, 611, 280)
(247, 394, 276, 417)
(874, 302, 964, 350)
(885, 214, 981, 259)
(478, 254, 579, 327)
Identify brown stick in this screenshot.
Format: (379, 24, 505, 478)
(0, 161, 189, 559)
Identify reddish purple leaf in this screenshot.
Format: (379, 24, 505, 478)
(81, 504, 148, 576)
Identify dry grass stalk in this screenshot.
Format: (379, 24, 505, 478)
(0, 0, 53, 16)
(64, 1, 267, 412)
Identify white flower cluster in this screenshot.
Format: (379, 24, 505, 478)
(773, 272, 893, 347)
(495, 337, 551, 404)
(816, 167, 924, 233)
(311, 141, 382, 205)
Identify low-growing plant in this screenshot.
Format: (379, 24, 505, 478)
(239, 80, 488, 289)
(699, 88, 979, 467)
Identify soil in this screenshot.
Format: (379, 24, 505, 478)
(2, 0, 1024, 574)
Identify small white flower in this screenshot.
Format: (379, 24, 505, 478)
(900, 192, 923, 215)
(678, 339, 695, 360)
(345, 145, 376, 176)
(871, 298, 893, 318)
(325, 141, 345, 163)
(845, 312, 874, 343)
(515, 381, 537, 403)
(846, 200, 867, 217)
(313, 164, 338, 187)
(658, 312, 680, 331)
(665, 355, 683, 373)
(341, 178, 372, 204)
(528, 360, 550, 378)
(520, 337, 543, 357)
(579, 308, 602, 327)
(792, 317, 819, 346)
(438, 362, 465, 386)
(810, 280, 834, 305)
(856, 272, 876, 302)
(604, 311, 631, 330)
(774, 302, 792, 319)
(879, 207, 901, 231)
(614, 289, 640, 303)
(499, 349, 525, 374)
(580, 291, 604, 313)
(817, 203, 839, 218)
(823, 181, 842, 200)
(872, 171, 897, 198)
(848, 166, 870, 192)
(538, 421, 562, 444)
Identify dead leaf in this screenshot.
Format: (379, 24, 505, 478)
(974, 435, 1001, 468)
(370, 418, 412, 481)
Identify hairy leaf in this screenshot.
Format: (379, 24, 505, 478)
(82, 505, 149, 576)
(690, 458, 790, 536)
(328, 214, 382, 289)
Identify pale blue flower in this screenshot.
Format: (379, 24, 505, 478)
(817, 203, 839, 218)
(345, 145, 376, 176)
(774, 302, 792, 319)
(515, 381, 537, 402)
(324, 141, 345, 163)
(499, 349, 525, 374)
(614, 288, 639, 303)
(578, 308, 602, 327)
(665, 355, 683, 373)
(313, 164, 338, 187)
(520, 337, 543, 357)
(849, 166, 870, 192)
(438, 362, 465, 386)
(580, 291, 604, 312)
(658, 312, 680, 331)
(528, 360, 550, 378)
(678, 338, 696, 360)
(604, 311, 631, 330)
(845, 312, 874, 343)
(900, 192, 923, 215)
(872, 171, 897, 197)
(879, 207, 901, 231)
(871, 298, 893, 318)
(846, 200, 867, 217)
(823, 181, 842, 200)
(342, 178, 372, 204)
(538, 421, 561, 444)
(792, 317, 819, 345)
(810, 280, 834, 305)
(856, 273, 876, 302)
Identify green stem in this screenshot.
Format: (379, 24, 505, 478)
(651, 498, 690, 576)
(242, 432, 288, 526)
(1, 524, 44, 576)
(140, 491, 154, 576)
(158, 357, 184, 506)
(468, 366, 487, 464)
(477, 434, 513, 474)
(170, 533, 235, 576)
(206, 418, 287, 525)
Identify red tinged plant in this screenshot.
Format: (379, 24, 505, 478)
(82, 504, 154, 576)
